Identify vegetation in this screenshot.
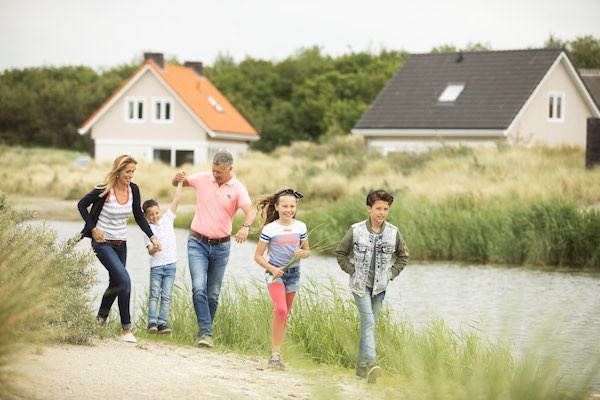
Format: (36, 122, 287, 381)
(2, 140, 600, 268)
(1, 35, 598, 153)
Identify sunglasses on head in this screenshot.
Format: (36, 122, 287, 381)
(277, 188, 304, 199)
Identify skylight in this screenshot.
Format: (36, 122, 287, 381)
(207, 96, 224, 113)
(438, 83, 465, 103)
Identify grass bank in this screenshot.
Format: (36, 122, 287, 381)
(1, 140, 600, 268)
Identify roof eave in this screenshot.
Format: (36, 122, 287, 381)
(352, 128, 507, 137)
(211, 131, 260, 141)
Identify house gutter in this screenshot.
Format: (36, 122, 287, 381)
(351, 128, 506, 137)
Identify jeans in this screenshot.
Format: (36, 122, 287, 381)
(187, 236, 231, 337)
(148, 263, 176, 325)
(265, 267, 301, 293)
(92, 240, 131, 329)
(353, 288, 385, 367)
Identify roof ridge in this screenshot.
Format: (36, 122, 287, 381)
(409, 48, 563, 57)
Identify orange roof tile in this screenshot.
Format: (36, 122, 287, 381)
(79, 59, 258, 138)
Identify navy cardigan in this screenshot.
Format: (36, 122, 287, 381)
(78, 182, 154, 240)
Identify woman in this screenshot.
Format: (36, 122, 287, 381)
(78, 155, 160, 343)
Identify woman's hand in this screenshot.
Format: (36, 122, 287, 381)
(91, 227, 105, 242)
(150, 237, 161, 252)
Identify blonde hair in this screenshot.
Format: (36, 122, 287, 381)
(96, 155, 138, 197)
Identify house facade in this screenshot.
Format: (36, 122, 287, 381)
(352, 49, 600, 154)
(79, 53, 259, 166)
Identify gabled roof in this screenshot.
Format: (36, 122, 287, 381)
(354, 48, 598, 132)
(79, 60, 258, 140)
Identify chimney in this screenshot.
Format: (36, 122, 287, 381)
(456, 52, 464, 63)
(144, 52, 164, 69)
(184, 61, 204, 76)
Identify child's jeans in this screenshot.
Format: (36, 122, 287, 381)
(148, 263, 176, 325)
(353, 287, 386, 367)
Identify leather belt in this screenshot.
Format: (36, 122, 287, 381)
(190, 230, 231, 245)
(105, 239, 125, 246)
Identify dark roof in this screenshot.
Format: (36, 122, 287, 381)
(354, 48, 563, 130)
(580, 69, 600, 109)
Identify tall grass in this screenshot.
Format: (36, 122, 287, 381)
(0, 195, 97, 396)
(131, 278, 598, 399)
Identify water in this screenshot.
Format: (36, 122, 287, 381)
(36, 220, 600, 387)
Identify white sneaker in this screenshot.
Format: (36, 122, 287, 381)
(121, 331, 137, 343)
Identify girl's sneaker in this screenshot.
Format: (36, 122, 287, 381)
(267, 351, 285, 369)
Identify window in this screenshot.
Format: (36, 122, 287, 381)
(152, 97, 173, 122)
(125, 97, 145, 122)
(438, 83, 465, 103)
(547, 92, 565, 122)
(207, 96, 224, 113)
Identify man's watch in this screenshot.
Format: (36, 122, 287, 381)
(242, 223, 251, 228)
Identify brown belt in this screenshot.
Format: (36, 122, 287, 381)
(190, 230, 231, 245)
(105, 239, 126, 246)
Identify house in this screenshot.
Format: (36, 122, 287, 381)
(352, 49, 600, 154)
(580, 69, 600, 107)
(78, 52, 259, 166)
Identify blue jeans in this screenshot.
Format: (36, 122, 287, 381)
(353, 288, 385, 367)
(187, 236, 231, 337)
(148, 263, 176, 325)
(265, 267, 301, 293)
(92, 240, 132, 329)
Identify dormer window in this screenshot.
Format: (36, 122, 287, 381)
(207, 96, 224, 113)
(152, 97, 173, 123)
(438, 83, 465, 103)
(125, 97, 145, 122)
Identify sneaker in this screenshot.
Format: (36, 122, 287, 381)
(267, 351, 285, 370)
(147, 323, 158, 334)
(195, 334, 213, 348)
(355, 365, 367, 379)
(157, 324, 172, 334)
(96, 316, 109, 328)
(366, 363, 382, 384)
(121, 330, 137, 343)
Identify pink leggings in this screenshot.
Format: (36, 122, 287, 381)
(268, 282, 296, 349)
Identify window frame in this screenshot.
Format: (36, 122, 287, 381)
(124, 96, 146, 123)
(438, 83, 465, 103)
(547, 91, 565, 123)
(152, 97, 174, 123)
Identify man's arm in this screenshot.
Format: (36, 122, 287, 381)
(234, 203, 256, 244)
(172, 170, 190, 187)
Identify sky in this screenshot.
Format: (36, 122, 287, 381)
(1, 0, 599, 71)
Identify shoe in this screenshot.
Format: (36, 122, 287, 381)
(96, 316, 109, 328)
(157, 324, 172, 334)
(147, 323, 158, 334)
(121, 330, 137, 343)
(355, 365, 367, 379)
(267, 351, 285, 370)
(195, 334, 213, 348)
(366, 363, 382, 384)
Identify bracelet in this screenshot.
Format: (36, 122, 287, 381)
(242, 223, 251, 228)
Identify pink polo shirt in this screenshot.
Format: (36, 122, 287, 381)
(187, 171, 251, 238)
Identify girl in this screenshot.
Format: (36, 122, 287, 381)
(254, 188, 310, 369)
(78, 155, 160, 343)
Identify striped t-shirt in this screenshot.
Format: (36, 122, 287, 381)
(96, 186, 132, 241)
(259, 219, 308, 269)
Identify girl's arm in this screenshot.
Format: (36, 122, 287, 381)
(254, 241, 284, 278)
(294, 239, 310, 259)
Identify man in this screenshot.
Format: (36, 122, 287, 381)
(174, 150, 255, 347)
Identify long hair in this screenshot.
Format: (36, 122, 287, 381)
(255, 190, 301, 228)
(96, 155, 138, 197)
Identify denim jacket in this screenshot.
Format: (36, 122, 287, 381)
(335, 219, 409, 297)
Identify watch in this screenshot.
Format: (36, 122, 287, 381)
(242, 223, 251, 228)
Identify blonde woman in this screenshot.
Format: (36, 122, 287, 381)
(78, 155, 160, 343)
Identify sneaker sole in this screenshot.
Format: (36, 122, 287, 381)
(367, 366, 382, 383)
(158, 329, 171, 334)
(148, 328, 158, 334)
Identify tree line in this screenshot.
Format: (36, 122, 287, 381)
(1, 35, 598, 153)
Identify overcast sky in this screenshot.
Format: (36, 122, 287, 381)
(1, 0, 599, 71)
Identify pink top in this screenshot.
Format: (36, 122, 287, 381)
(187, 171, 251, 238)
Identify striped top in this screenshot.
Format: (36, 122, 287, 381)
(96, 186, 133, 241)
(259, 219, 308, 269)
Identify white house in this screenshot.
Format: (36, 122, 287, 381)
(79, 53, 259, 166)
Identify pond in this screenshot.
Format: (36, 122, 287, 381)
(38, 220, 600, 389)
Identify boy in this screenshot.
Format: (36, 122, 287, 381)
(335, 189, 409, 383)
(142, 178, 183, 334)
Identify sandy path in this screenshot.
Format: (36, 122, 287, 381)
(9, 339, 377, 400)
